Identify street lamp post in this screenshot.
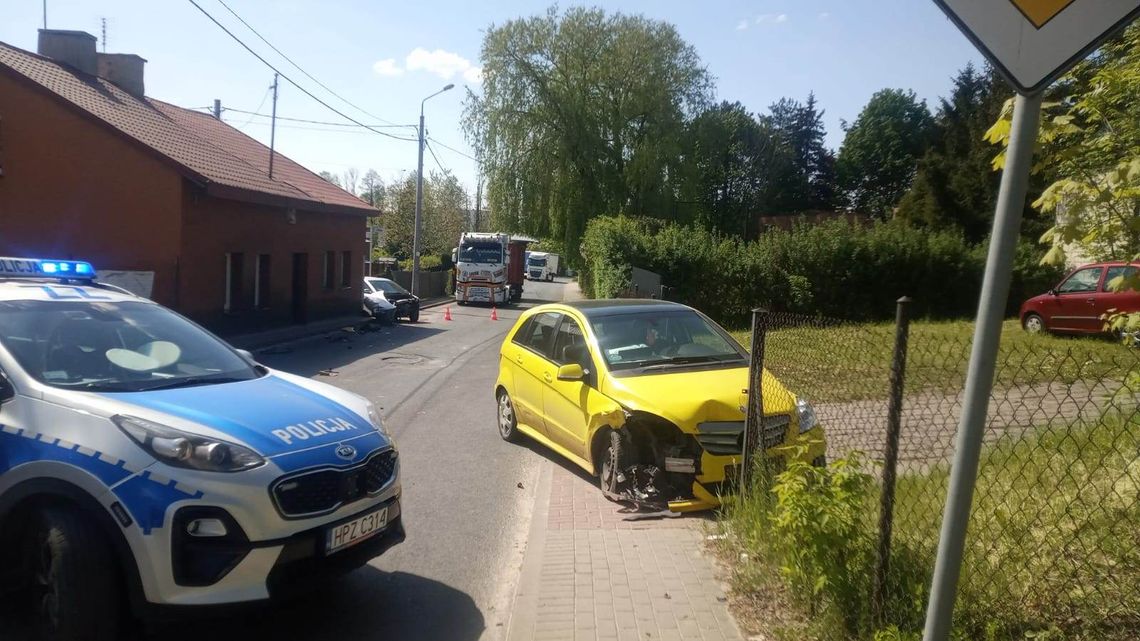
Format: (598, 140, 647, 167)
(411, 83, 455, 296)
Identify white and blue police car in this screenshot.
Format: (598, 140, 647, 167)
(0, 258, 403, 640)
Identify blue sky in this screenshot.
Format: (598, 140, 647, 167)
(2, 0, 985, 200)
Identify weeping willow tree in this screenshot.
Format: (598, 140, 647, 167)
(463, 6, 712, 264)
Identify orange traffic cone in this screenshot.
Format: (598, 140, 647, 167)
(490, 306, 499, 321)
(443, 307, 452, 321)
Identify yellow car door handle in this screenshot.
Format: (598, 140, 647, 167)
(516, 354, 524, 364)
(543, 372, 553, 383)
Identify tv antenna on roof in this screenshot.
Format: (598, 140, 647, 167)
(101, 17, 107, 52)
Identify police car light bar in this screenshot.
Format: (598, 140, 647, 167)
(0, 257, 96, 279)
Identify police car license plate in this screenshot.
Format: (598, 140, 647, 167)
(325, 507, 388, 554)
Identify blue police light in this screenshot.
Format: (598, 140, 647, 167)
(0, 257, 96, 280)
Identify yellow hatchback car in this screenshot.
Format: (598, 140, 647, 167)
(494, 300, 826, 512)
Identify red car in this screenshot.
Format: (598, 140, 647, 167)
(1020, 261, 1140, 334)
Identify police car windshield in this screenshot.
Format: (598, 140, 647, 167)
(0, 300, 259, 392)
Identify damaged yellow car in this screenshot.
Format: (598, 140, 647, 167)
(494, 300, 826, 512)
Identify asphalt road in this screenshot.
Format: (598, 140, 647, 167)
(149, 277, 573, 641)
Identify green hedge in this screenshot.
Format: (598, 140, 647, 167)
(580, 216, 1062, 325)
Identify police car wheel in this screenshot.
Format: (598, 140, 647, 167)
(27, 507, 119, 641)
(497, 391, 521, 443)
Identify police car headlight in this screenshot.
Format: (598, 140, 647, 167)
(113, 415, 265, 472)
(796, 399, 818, 434)
(366, 402, 390, 438)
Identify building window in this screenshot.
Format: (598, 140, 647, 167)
(225, 252, 244, 313)
(323, 251, 335, 290)
(255, 254, 271, 309)
(340, 251, 352, 287)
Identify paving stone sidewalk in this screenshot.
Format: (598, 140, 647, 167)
(506, 460, 744, 641)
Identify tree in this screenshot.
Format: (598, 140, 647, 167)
(762, 93, 839, 213)
(360, 170, 385, 208)
(318, 170, 342, 187)
(836, 89, 934, 219)
(895, 65, 1044, 242)
(381, 170, 467, 261)
(341, 168, 360, 196)
(678, 102, 785, 237)
(987, 24, 1140, 336)
(464, 6, 713, 263)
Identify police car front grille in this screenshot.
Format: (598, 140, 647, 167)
(272, 449, 398, 518)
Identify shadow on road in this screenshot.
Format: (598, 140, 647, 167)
(149, 566, 484, 641)
(255, 322, 446, 377)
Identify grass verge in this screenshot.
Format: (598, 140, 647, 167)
(719, 412, 1140, 641)
(731, 319, 1132, 403)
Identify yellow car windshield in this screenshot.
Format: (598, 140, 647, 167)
(590, 310, 745, 371)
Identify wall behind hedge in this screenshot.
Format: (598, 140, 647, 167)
(580, 216, 1063, 326)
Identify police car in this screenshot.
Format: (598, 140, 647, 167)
(0, 258, 403, 640)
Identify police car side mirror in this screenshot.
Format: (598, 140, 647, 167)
(0, 374, 15, 405)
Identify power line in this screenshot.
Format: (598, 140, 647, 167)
(424, 139, 448, 175)
(426, 136, 480, 164)
(211, 0, 399, 127)
(185, 0, 415, 143)
(223, 108, 416, 130)
(233, 86, 272, 130)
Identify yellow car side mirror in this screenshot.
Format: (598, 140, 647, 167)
(557, 363, 585, 381)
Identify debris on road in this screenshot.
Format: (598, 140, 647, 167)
(516, 481, 525, 489)
(318, 368, 339, 377)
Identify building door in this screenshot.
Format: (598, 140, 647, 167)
(291, 253, 308, 324)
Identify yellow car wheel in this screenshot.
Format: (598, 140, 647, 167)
(598, 430, 626, 499)
(497, 390, 522, 443)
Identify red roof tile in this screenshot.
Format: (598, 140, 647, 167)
(0, 41, 375, 215)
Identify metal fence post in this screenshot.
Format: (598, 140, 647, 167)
(873, 296, 912, 626)
(741, 308, 769, 493)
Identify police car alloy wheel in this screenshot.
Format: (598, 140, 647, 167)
(26, 506, 120, 641)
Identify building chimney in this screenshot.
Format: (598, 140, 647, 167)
(37, 29, 97, 76)
(96, 53, 146, 97)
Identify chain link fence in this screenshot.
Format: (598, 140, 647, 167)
(743, 302, 1140, 640)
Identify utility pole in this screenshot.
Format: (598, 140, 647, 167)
(212, 99, 222, 120)
(412, 83, 454, 296)
(474, 178, 482, 231)
(268, 73, 279, 179)
(42, 0, 47, 29)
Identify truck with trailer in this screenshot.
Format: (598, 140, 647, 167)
(525, 252, 560, 282)
(452, 232, 533, 305)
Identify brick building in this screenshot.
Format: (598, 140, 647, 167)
(0, 30, 376, 334)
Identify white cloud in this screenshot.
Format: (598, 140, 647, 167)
(755, 13, 789, 24)
(462, 66, 484, 84)
(818, 12, 830, 20)
(372, 58, 404, 77)
(406, 47, 482, 83)
(736, 19, 749, 31)
(372, 48, 483, 84)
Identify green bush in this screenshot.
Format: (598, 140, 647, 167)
(398, 254, 449, 272)
(581, 215, 1059, 325)
(769, 449, 876, 635)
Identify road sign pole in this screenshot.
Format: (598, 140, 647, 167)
(921, 91, 1042, 641)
